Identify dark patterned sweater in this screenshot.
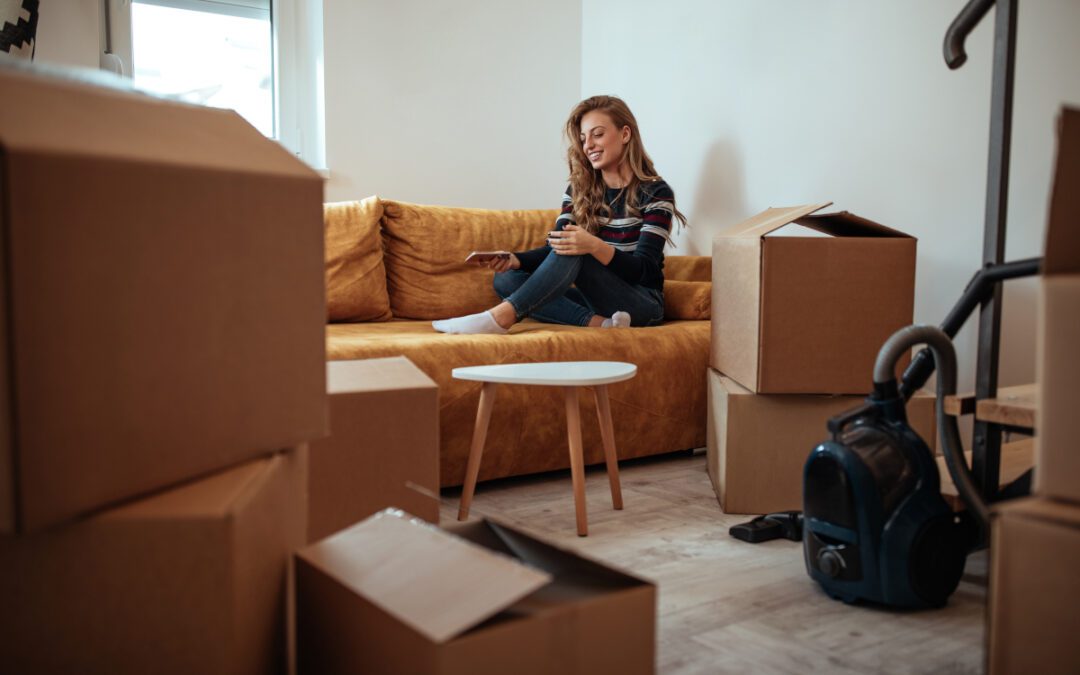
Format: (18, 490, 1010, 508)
(514, 180, 675, 290)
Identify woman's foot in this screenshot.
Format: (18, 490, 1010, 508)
(432, 310, 508, 335)
(601, 311, 631, 328)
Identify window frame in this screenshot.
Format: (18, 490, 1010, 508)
(134, 0, 269, 22)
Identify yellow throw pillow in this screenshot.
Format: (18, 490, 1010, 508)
(381, 200, 557, 320)
(665, 255, 712, 282)
(663, 279, 712, 320)
(324, 197, 393, 322)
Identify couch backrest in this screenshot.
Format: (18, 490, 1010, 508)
(665, 256, 711, 282)
(380, 199, 557, 320)
(324, 197, 713, 322)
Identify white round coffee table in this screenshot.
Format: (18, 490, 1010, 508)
(452, 361, 638, 536)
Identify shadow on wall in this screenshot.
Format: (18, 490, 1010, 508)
(945, 272, 1037, 450)
(685, 139, 746, 256)
(999, 276, 1038, 387)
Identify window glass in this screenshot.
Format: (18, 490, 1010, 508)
(132, 2, 274, 137)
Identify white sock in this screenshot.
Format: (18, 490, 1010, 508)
(432, 310, 509, 335)
(601, 311, 631, 329)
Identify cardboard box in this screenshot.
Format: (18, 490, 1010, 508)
(308, 357, 440, 542)
(0, 447, 307, 675)
(988, 497, 1080, 674)
(1036, 107, 1080, 503)
(710, 202, 915, 394)
(295, 510, 656, 674)
(0, 66, 327, 532)
(706, 369, 937, 515)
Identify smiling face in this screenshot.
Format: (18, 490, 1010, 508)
(579, 110, 631, 174)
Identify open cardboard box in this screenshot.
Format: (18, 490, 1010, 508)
(988, 497, 1080, 674)
(308, 357, 440, 542)
(1035, 106, 1080, 503)
(706, 369, 937, 514)
(0, 65, 327, 533)
(0, 447, 307, 674)
(295, 509, 656, 674)
(711, 202, 915, 394)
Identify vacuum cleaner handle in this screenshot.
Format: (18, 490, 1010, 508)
(898, 257, 1041, 400)
(944, 0, 995, 69)
(875, 325, 991, 533)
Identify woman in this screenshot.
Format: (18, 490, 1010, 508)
(433, 95, 687, 335)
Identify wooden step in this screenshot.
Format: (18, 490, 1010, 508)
(937, 438, 1035, 511)
(943, 383, 1037, 429)
(943, 391, 977, 417)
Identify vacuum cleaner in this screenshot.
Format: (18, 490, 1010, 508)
(726, 256, 1040, 608)
(802, 325, 987, 608)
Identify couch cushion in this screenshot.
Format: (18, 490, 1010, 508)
(664, 280, 712, 320)
(380, 200, 557, 320)
(325, 197, 392, 322)
(326, 319, 709, 487)
(665, 255, 711, 282)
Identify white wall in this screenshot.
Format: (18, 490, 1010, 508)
(321, 0, 582, 209)
(582, 0, 1080, 393)
(33, 0, 101, 69)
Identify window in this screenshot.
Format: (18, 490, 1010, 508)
(131, 0, 275, 137)
(107, 0, 324, 168)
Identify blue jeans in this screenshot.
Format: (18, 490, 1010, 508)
(493, 251, 665, 327)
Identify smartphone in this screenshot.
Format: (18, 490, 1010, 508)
(465, 251, 511, 265)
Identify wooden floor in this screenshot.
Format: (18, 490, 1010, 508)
(440, 450, 987, 675)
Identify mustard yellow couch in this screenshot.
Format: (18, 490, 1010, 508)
(324, 196, 711, 488)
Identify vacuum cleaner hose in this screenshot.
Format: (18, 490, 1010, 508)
(873, 325, 990, 532)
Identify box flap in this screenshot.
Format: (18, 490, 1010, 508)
(447, 518, 651, 589)
(0, 64, 315, 179)
(1044, 107, 1080, 274)
(327, 356, 436, 395)
(298, 509, 552, 643)
(717, 374, 754, 397)
(716, 202, 831, 239)
(794, 212, 913, 239)
(711, 236, 765, 390)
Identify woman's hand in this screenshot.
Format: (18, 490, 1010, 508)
(549, 224, 602, 256)
(486, 253, 519, 273)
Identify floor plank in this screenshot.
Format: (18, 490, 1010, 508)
(440, 450, 986, 674)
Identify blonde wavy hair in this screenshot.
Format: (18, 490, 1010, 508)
(565, 95, 687, 235)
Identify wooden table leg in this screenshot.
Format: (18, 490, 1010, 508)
(564, 386, 588, 536)
(458, 382, 498, 521)
(593, 385, 623, 510)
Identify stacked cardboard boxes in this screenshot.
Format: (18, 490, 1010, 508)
(707, 203, 934, 514)
(0, 66, 328, 533)
(1033, 108, 1080, 505)
(0, 66, 326, 673)
(988, 107, 1080, 675)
